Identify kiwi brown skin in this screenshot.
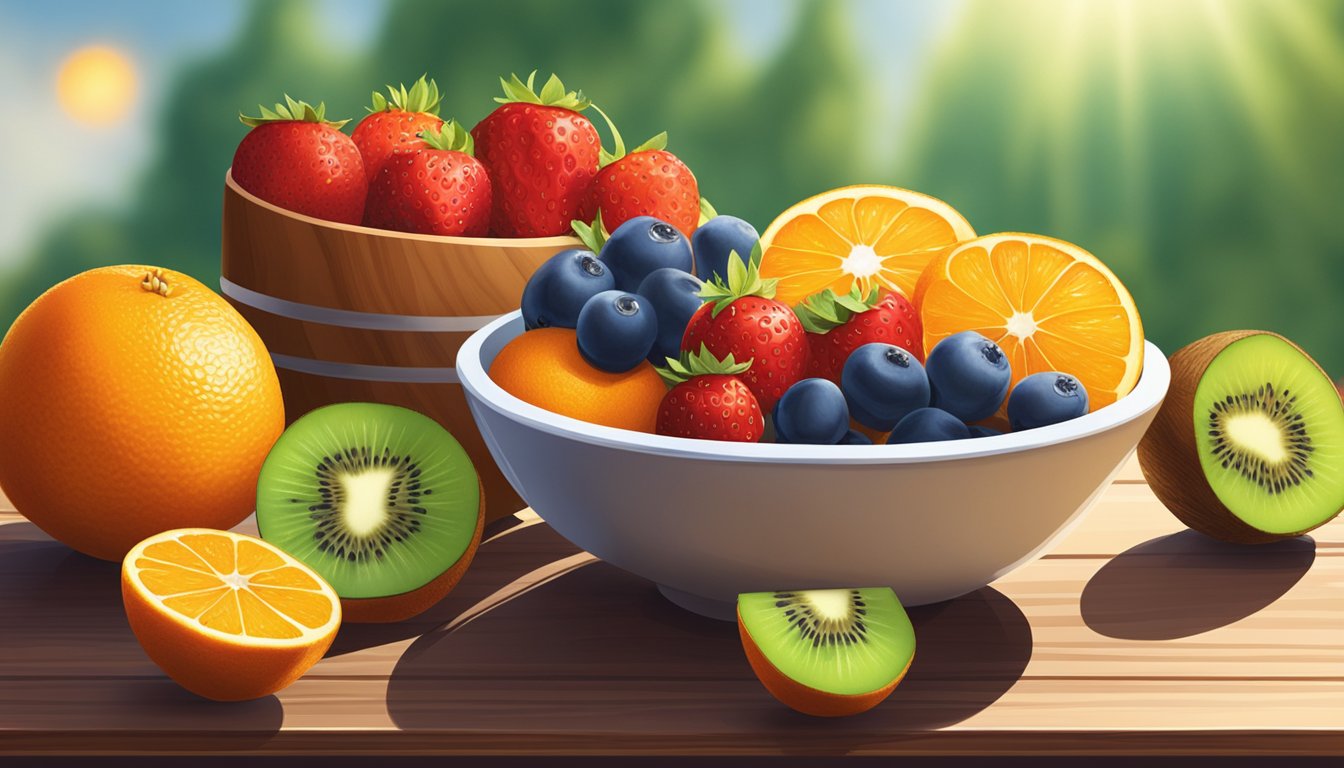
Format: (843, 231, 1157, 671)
(1138, 330, 1333, 544)
(736, 608, 913, 717)
(339, 480, 485, 624)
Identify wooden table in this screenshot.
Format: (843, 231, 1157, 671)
(1, 453, 1341, 762)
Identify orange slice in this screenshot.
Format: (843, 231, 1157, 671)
(919, 233, 1144, 413)
(121, 528, 341, 701)
(758, 185, 976, 307)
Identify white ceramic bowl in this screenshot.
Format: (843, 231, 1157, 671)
(459, 313, 1170, 619)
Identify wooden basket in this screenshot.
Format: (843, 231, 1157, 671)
(220, 171, 576, 523)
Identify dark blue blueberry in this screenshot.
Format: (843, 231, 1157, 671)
(840, 343, 931, 431)
(1008, 372, 1089, 430)
(575, 291, 658, 373)
(636, 268, 704, 364)
(925, 331, 1012, 422)
(521, 249, 614, 330)
(691, 215, 759, 283)
(838, 429, 873, 445)
(967, 425, 1004, 439)
(772, 378, 850, 445)
(886, 408, 971, 445)
(600, 216, 693, 291)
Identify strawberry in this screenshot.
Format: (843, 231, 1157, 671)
(581, 108, 699, 238)
(362, 120, 492, 236)
(656, 346, 763, 442)
(471, 72, 600, 237)
(233, 96, 366, 224)
(796, 285, 924, 385)
(351, 75, 445, 182)
(681, 254, 808, 412)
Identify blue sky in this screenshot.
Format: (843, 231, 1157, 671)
(0, 0, 958, 269)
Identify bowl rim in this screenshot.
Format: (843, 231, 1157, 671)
(223, 170, 583, 249)
(457, 311, 1171, 465)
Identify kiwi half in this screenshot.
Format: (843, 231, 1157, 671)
(256, 402, 483, 623)
(1139, 331, 1344, 543)
(737, 587, 914, 717)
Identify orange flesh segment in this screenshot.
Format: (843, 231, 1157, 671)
(132, 532, 335, 638)
(921, 236, 1142, 412)
(760, 186, 975, 307)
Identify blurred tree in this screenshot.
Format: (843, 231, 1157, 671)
(901, 0, 1344, 375)
(1, 0, 871, 327)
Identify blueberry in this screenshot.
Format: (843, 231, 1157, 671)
(1008, 372, 1089, 430)
(636, 268, 704, 364)
(967, 425, 1004, 439)
(886, 408, 971, 445)
(575, 291, 658, 373)
(925, 331, 1012, 422)
(840, 343, 931, 431)
(838, 429, 873, 445)
(521, 249, 614, 330)
(773, 378, 849, 445)
(600, 216, 693, 291)
(691, 215, 759, 283)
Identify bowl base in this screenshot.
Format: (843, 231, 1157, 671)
(656, 584, 736, 622)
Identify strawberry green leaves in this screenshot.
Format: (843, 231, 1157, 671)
(494, 71, 591, 112)
(794, 284, 884, 334)
(590, 104, 671, 169)
(698, 251, 778, 318)
(570, 212, 609, 254)
(656, 344, 753, 386)
(369, 74, 443, 115)
(240, 95, 349, 129)
(419, 119, 474, 155)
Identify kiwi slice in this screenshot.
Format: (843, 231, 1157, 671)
(1139, 331, 1344, 543)
(256, 402, 483, 623)
(737, 587, 915, 717)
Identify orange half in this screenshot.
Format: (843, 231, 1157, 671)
(758, 185, 976, 307)
(919, 233, 1144, 412)
(122, 528, 341, 700)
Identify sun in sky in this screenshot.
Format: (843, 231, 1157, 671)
(56, 45, 137, 126)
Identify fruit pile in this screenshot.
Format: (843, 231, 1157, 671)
(492, 185, 1145, 445)
(231, 73, 701, 239)
(0, 267, 485, 700)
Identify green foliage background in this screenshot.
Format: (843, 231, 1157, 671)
(3, 0, 1341, 375)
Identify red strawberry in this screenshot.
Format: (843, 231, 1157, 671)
(351, 75, 445, 182)
(797, 285, 924, 385)
(656, 346, 763, 442)
(233, 96, 366, 224)
(471, 72, 600, 237)
(681, 254, 808, 412)
(362, 120, 492, 237)
(581, 109, 699, 238)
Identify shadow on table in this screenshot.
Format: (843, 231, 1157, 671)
(385, 544, 1031, 736)
(0, 522, 284, 739)
(326, 514, 582, 656)
(1080, 530, 1315, 640)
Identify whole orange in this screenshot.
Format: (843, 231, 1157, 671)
(0, 266, 285, 561)
(490, 328, 665, 433)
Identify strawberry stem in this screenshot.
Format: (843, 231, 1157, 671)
(591, 104, 668, 168)
(570, 212, 608, 254)
(793, 284, 883, 334)
(420, 119, 473, 155)
(240, 95, 349, 129)
(656, 343, 753, 386)
(697, 251, 778, 318)
(368, 74, 442, 115)
(493, 71, 590, 111)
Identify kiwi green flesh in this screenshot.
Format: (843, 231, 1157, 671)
(256, 402, 479, 599)
(737, 587, 914, 697)
(1193, 334, 1344, 534)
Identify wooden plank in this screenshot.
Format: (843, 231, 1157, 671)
(5, 474, 1344, 756)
